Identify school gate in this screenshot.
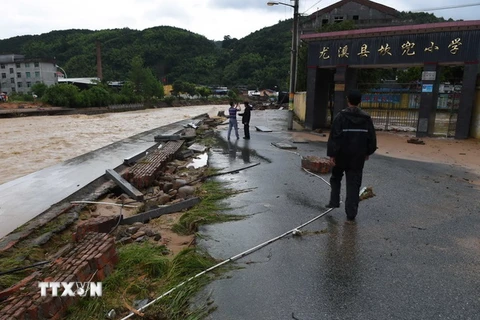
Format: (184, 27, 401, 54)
(302, 20, 480, 139)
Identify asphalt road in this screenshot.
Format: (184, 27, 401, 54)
(195, 110, 480, 320)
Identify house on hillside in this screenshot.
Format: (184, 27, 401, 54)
(302, 0, 400, 32)
(0, 54, 58, 95)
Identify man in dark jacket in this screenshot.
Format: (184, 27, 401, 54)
(326, 90, 377, 222)
(241, 101, 252, 139)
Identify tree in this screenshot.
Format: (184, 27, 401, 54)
(31, 83, 48, 98)
(128, 56, 164, 99)
(42, 84, 80, 107)
(197, 86, 212, 99)
(172, 80, 185, 97)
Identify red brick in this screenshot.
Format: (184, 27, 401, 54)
(110, 253, 119, 265)
(1, 300, 15, 314)
(0, 272, 38, 301)
(12, 306, 27, 319)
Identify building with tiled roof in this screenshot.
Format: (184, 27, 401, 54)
(302, 0, 401, 32)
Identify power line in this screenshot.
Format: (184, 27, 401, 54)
(300, 1, 480, 16)
(407, 2, 480, 12)
(302, 0, 325, 15)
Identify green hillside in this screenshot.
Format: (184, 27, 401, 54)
(0, 10, 451, 92)
(0, 22, 292, 91)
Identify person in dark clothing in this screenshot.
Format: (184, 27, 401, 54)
(326, 90, 377, 222)
(240, 101, 252, 139)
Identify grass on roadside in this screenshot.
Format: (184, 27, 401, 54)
(65, 179, 246, 319)
(0, 246, 44, 291)
(171, 180, 245, 235)
(65, 243, 219, 320)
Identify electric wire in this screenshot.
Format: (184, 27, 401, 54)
(70, 200, 138, 208)
(302, 0, 325, 15)
(119, 207, 334, 320)
(300, 1, 480, 16)
(411, 2, 480, 12)
(119, 162, 336, 319)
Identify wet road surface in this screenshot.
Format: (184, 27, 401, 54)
(1, 109, 478, 319)
(196, 110, 480, 319)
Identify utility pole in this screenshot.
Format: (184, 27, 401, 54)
(287, 0, 299, 130)
(267, 0, 299, 130)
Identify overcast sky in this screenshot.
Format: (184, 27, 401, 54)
(1, 0, 479, 41)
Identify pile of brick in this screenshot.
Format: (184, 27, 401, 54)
(73, 215, 119, 242)
(0, 232, 117, 319)
(301, 155, 333, 174)
(124, 140, 185, 188)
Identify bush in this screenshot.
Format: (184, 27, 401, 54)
(163, 96, 176, 106)
(42, 84, 80, 107)
(31, 83, 48, 98)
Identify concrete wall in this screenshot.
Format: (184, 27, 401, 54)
(471, 87, 480, 138)
(294, 91, 307, 122)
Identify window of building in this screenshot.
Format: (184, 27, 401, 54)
(9, 68, 14, 74)
(0, 64, 5, 69)
(10, 78, 15, 84)
(11, 87, 16, 93)
(34, 62, 39, 68)
(27, 82, 32, 87)
(1, 73, 6, 79)
(25, 63, 30, 68)
(16, 63, 21, 68)
(26, 72, 31, 78)
(35, 71, 40, 77)
(353, 15, 359, 20)
(334, 16, 344, 23)
(322, 19, 329, 25)
(16, 72, 21, 78)
(18, 82, 23, 88)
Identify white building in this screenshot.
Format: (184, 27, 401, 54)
(0, 54, 58, 95)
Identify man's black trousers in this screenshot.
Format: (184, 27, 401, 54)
(243, 123, 250, 139)
(329, 165, 363, 220)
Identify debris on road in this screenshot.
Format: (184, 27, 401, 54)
(407, 138, 425, 145)
(301, 156, 332, 174)
(359, 186, 375, 201)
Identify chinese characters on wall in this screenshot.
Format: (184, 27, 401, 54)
(319, 38, 463, 60)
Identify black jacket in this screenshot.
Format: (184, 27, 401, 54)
(327, 106, 377, 167)
(241, 105, 252, 124)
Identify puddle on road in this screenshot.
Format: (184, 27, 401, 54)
(187, 153, 208, 169)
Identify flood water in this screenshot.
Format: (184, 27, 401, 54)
(0, 105, 228, 185)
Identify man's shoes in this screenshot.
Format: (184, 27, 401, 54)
(345, 218, 356, 225)
(243, 137, 250, 139)
(325, 203, 340, 208)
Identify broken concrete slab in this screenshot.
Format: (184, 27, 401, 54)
(255, 126, 272, 132)
(188, 143, 207, 153)
(154, 134, 182, 142)
(181, 128, 197, 141)
(271, 142, 297, 150)
(176, 149, 194, 160)
(292, 138, 309, 144)
(186, 121, 200, 129)
(120, 197, 201, 225)
(105, 169, 144, 201)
